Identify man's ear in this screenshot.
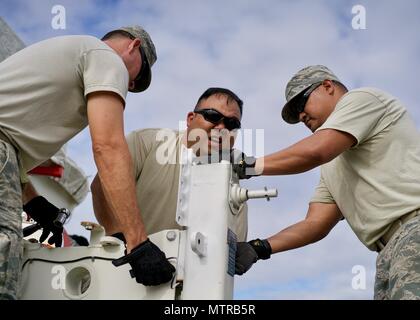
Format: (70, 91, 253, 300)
(323, 79, 335, 95)
(129, 38, 141, 53)
(186, 112, 195, 127)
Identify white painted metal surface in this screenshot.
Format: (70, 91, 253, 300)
(21, 224, 180, 300)
(178, 161, 238, 300)
(21, 156, 278, 300)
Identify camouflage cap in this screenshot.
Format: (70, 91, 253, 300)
(282, 65, 341, 124)
(117, 25, 157, 92)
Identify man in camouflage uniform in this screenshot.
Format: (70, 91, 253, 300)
(234, 65, 420, 299)
(0, 25, 175, 300)
(0, 141, 22, 299)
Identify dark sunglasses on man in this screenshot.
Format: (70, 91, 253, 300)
(134, 46, 149, 82)
(292, 81, 323, 117)
(194, 108, 241, 131)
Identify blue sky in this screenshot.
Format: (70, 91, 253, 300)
(2, 0, 420, 299)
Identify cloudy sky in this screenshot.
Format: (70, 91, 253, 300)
(2, 0, 420, 299)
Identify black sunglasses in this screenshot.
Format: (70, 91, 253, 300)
(293, 82, 322, 115)
(135, 46, 149, 82)
(194, 108, 241, 131)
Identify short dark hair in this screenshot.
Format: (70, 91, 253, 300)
(101, 30, 134, 41)
(333, 80, 348, 93)
(195, 87, 243, 116)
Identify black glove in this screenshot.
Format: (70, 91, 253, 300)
(23, 196, 64, 247)
(111, 232, 127, 244)
(235, 238, 272, 275)
(112, 238, 175, 286)
(231, 150, 260, 180)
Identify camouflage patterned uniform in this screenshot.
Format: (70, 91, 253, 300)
(374, 215, 420, 300)
(0, 139, 23, 300)
(283, 65, 420, 300)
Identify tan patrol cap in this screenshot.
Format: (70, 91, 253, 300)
(111, 25, 157, 92)
(282, 65, 341, 124)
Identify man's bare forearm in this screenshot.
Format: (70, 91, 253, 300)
(93, 141, 147, 252)
(256, 141, 323, 176)
(91, 175, 120, 235)
(267, 219, 330, 253)
(256, 129, 356, 176)
(267, 202, 343, 253)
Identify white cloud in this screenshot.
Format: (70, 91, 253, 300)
(3, 0, 420, 300)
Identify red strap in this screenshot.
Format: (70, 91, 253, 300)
(62, 229, 73, 247)
(28, 165, 64, 178)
